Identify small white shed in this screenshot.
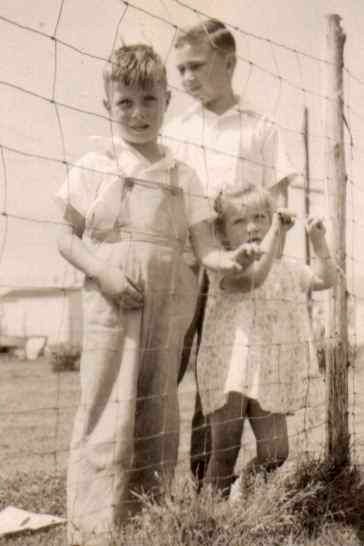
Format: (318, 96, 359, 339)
(0, 285, 83, 352)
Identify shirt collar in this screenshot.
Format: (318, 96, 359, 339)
(179, 95, 255, 124)
(145, 145, 176, 173)
(90, 136, 176, 173)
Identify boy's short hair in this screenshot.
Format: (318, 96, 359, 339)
(103, 44, 167, 97)
(175, 18, 236, 55)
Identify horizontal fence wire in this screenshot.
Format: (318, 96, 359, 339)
(0, 2, 363, 542)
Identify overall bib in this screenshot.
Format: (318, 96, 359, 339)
(67, 169, 189, 545)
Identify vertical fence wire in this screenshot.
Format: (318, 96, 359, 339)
(0, 1, 362, 485)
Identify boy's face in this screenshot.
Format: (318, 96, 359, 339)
(223, 203, 271, 249)
(175, 41, 234, 108)
(107, 80, 170, 145)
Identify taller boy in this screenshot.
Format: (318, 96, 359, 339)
(163, 19, 297, 486)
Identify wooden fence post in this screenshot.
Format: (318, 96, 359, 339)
(303, 106, 311, 268)
(324, 14, 349, 466)
(303, 107, 313, 321)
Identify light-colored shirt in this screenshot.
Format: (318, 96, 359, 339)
(163, 96, 296, 202)
(55, 138, 213, 229)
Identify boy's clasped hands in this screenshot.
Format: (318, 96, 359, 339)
(95, 264, 144, 310)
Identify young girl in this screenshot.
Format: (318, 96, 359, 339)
(197, 184, 336, 496)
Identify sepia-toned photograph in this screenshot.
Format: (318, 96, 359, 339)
(0, 1, 363, 544)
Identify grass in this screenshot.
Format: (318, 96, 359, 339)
(47, 343, 81, 374)
(1, 461, 363, 545)
(0, 355, 78, 476)
(118, 458, 364, 546)
(0, 354, 363, 545)
(0, 471, 66, 546)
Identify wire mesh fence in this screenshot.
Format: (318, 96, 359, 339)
(0, 0, 363, 540)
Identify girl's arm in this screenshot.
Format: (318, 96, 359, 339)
(219, 210, 293, 292)
(306, 217, 337, 291)
(189, 220, 262, 275)
(57, 206, 143, 308)
(189, 209, 294, 291)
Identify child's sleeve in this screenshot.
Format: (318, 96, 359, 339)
(54, 153, 98, 224)
(179, 164, 215, 227)
(299, 263, 315, 292)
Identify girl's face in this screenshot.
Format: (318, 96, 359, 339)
(223, 202, 271, 249)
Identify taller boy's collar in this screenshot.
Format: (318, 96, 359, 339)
(180, 94, 244, 122)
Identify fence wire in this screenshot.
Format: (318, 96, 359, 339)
(0, 0, 363, 510)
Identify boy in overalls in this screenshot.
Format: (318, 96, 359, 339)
(56, 44, 260, 546)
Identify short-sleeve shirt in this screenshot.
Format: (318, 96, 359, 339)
(163, 96, 296, 201)
(55, 137, 213, 229)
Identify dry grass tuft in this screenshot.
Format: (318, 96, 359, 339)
(284, 457, 364, 536)
(118, 456, 364, 545)
(0, 457, 363, 545)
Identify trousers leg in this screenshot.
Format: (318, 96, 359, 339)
(67, 285, 141, 546)
(124, 281, 181, 514)
(178, 270, 212, 489)
(125, 374, 180, 515)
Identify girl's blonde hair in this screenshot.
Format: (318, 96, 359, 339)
(214, 184, 275, 247)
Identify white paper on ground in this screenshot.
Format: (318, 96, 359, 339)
(0, 506, 66, 537)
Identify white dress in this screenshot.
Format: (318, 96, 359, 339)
(197, 258, 319, 416)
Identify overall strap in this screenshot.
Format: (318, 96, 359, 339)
(169, 163, 179, 188)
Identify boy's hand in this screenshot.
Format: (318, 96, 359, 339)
(274, 208, 296, 232)
(96, 267, 144, 309)
(306, 216, 326, 243)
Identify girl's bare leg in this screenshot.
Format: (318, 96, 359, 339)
(205, 393, 248, 496)
(244, 399, 289, 481)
